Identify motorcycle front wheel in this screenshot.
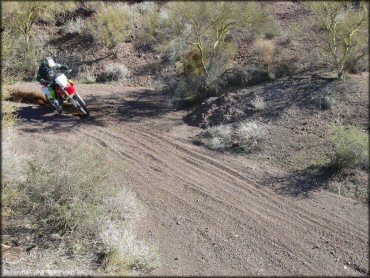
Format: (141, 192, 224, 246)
(73, 94, 89, 116)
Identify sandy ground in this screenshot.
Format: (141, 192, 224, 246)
(8, 82, 369, 276)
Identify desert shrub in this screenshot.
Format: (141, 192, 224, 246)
(2, 8, 55, 81)
(101, 221, 160, 275)
(2, 2, 46, 47)
(87, 4, 133, 57)
(129, 1, 156, 16)
(80, 1, 105, 13)
(3, 138, 159, 275)
(2, 36, 54, 81)
(1, 2, 60, 81)
(199, 124, 233, 151)
(254, 38, 275, 68)
(242, 36, 299, 83)
(97, 63, 130, 83)
(61, 17, 87, 35)
(329, 124, 369, 170)
(2, 1, 78, 42)
(250, 96, 266, 111)
(138, 2, 279, 106)
(195, 121, 268, 153)
(307, 2, 369, 77)
(9, 143, 116, 240)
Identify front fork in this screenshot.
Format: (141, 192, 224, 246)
(61, 88, 79, 108)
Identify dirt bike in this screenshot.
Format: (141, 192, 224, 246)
(40, 69, 89, 116)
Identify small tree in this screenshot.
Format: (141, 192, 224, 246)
(308, 2, 368, 78)
(88, 4, 132, 58)
(2, 1, 77, 80)
(139, 2, 279, 104)
(2, 1, 47, 48)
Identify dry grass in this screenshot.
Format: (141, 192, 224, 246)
(1, 79, 18, 128)
(2, 135, 160, 275)
(1, 101, 18, 129)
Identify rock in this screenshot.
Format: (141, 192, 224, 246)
(2, 244, 11, 251)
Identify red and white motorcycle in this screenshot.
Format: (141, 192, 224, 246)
(40, 70, 89, 116)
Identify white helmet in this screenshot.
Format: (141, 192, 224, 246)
(44, 57, 56, 68)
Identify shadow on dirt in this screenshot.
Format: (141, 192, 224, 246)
(257, 73, 339, 119)
(17, 88, 169, 133)
(17, 104, 97, 133)
(85, 89, 170, 123)
(264, 165, 336, 198)
(184, 72, 339, 128)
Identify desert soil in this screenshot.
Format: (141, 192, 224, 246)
(6, 82, 368, 276)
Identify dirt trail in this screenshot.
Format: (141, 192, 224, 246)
(14, 83, 368, 276)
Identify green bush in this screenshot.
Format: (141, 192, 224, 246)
(329, 124, 369, 170)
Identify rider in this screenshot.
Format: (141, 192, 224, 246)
(36, 57, 70, 113)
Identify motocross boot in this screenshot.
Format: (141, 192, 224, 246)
(54, 99, 62, 113)
(49, 86, 62, 113)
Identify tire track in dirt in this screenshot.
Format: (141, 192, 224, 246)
(78, 123, 367, 276)
(122, 126, 367, 238)
(15, 85, 368, 275)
